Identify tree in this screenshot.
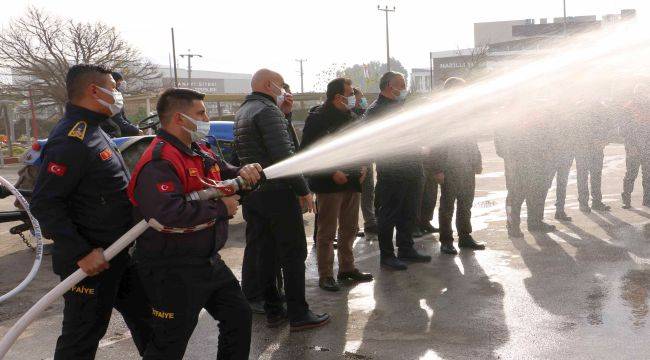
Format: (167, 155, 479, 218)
(314, 58, 408, 93)
(0, 7, 160, 114)
(458, 45, 490, 79)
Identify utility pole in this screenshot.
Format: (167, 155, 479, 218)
(429, 52, 434, 92)
(378, 5, 396, 71)
(171, 28, 178, 87)
(563, 0, 567, 36)
(180, 49, 202, 88)
(295, 59, 306, 93)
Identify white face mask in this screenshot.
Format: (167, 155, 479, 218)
(272, 82, 286, 106)
(345, 95, 356, 110)
(181, 113, 211, 142)
(95, 86, 124, 116)
(394, 88, 407, 101)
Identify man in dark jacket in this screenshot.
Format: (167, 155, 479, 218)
(302, 78, 373, 292)
(234, 69, 329, 331)
(365, 71, 431, 271)
(437, 77, 486, 254)
(496, 111, 556, 238)
(30, 64, 152, 359)
(620, 84, 650, 208)
(100, 72, 141, 137)
(574, 99, 612, 212)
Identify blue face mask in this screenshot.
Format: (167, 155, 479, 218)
(359, 97, 368, 109)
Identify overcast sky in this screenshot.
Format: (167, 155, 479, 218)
(1, 0, 648, 91)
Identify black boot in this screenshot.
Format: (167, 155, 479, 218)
(507, 224, 524, 238)
(380, 256, 408, 270)
(412, 227, 425, 238)
(554, 210, 572, 221)
(579, 203, 592, 213)
(266, 307, 288, 328)
(318, 277, 340, 292)
(420, 223, 438, 234)
(622, 193, 632, 209)
(528, 222, 556, 233)
(440, 242, 459, 255)
(338, 269, 373, 283)
(591, 201, 611, 211)
(290, 311, 330, 332)
(397, 247, 432, 262)
(458, 235, 486, 250)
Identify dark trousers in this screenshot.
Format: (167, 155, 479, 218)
(622, 147, 650, 204)
(439, 171, 475, 242)
(242, 189, 309, 320)
(504, 159, 551, 228)
(575, 147, 604, 206)
(138, 263, 251, 360)
(54, 252, 152, 360)
(375, 177, 420, 258)
(553, 151, 574, 211)
(417, 168, 439, 227)
(241, 224, 283, 303)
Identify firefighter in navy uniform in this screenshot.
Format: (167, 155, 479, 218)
(30, 64, 152, 359)
(128, 88, 262, 359)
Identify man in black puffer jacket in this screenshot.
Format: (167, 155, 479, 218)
(234, 69, 330, 332)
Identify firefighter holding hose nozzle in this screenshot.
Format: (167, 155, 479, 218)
(127, 88, 262, 359)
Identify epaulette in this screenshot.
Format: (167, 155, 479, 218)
(152, 141, 166, 160)
(67, 121, 87, 141)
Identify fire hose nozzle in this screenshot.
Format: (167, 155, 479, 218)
(185, 176, 256, 202)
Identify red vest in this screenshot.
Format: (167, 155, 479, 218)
(128, 136, 222, 206)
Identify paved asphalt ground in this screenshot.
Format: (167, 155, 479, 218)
(2, 142, 650, 359)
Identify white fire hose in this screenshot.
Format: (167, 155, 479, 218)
(0, 176, 251, 359)
(0, 176, 43, 303)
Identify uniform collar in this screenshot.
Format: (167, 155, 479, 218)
(157, 129, 196, 157)
(65, 103, 109, 124)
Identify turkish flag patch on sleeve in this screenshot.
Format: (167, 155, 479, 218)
(47, 162, 67, 176)
(99, 148, 113, 161)
(156, 182, 175, 193)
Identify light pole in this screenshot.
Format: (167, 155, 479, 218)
(180, 49, 202, 88)
(563, 0, 567, 36)
(429, 52, 434, 92)
(295, 59, 306, 93)
(378, 5, 396, 71)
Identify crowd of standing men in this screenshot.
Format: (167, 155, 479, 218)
(25, 60, 648, 360)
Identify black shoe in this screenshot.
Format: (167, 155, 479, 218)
(591, 202, 611, 211)
(248, 300, 265, 315)
(290, 311, 330, 332)
(507, 225, 524, 238)
(318, 277, 340, 292)
(398, 248, 432, 262)
(528, 222, 556, 233)
(364, 225, 378, 235)
(440, 243, 459, 255)
(554, 211, 572, 222)
(420, 223, 437, 234)
(622, 193, 632, 209)
(338, 269, 373, 283)
(380, 256, 408, 270)
(458, 235, 486, 250)
(412, 228, 425, 238)
(267, 309, 288, 328)
(579, 204, 592, 213)
(357, 231, 365, 237)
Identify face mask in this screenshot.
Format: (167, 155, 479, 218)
(181, 113, 211, 142)
(359, 97, 368, 109)
(95, 86, 124, 116)
(394, 88, 407, 101)
(272, 83, 286, 106)
(345, 95, 356, 110)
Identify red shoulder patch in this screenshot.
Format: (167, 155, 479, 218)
(156, 182, 175, 193)
(47, 162, 67, 177)
(99, 148, 113, 161)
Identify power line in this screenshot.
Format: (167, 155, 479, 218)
(179, 49, 202, 88)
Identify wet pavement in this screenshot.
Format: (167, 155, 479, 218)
(2, 143, 650, 359)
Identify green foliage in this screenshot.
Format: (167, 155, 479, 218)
(315, 58, 408, 93)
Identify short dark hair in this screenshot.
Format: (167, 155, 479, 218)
(326, 78, 352, 103)
(379, 71, 403, 91)
(156, 88, 205, 124)
(66, 64, 112, 101)
(111, 72, 123, 81)
(443, 77, 466, 89)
